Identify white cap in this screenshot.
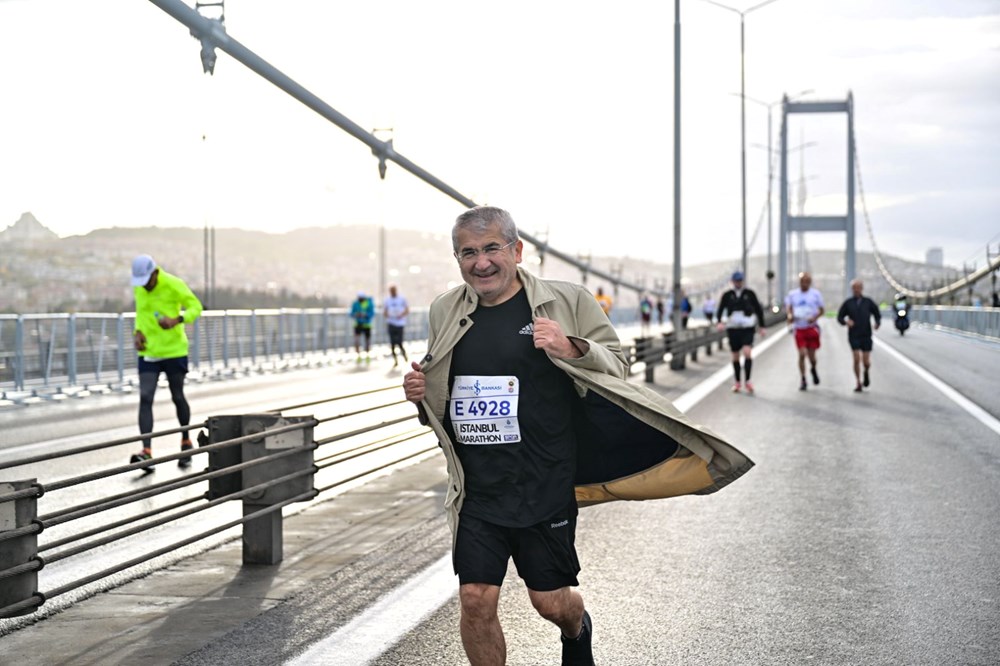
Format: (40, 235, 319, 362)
(130, 254, 157, 287)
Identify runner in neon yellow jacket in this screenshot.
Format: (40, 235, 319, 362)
(129, 254, 203, 472)
(133, 270, 203, 359)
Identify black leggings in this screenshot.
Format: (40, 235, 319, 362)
(138, 371, 190, 450)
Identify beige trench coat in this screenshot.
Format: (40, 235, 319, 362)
(415, 268, 754, 547)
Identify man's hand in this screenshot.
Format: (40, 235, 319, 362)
(158, 316, 181, 330)
(716, 322, 725, 332)
(533, 317, 584, 359)
(758, 327, 767, 338)
(846, 318, 855, 329)
(134, 331, 147, 352)
(403, 361, 426, 403)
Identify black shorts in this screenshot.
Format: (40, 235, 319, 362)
(388, 324, 405, 345)
(454, 504, 580, 591)
(354, 325, 372, 338)
(138, 356, 189, 377)
(726, 327, 755, 351)
(848, 335, 873, 352)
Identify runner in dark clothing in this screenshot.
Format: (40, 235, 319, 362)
(836, 279, 882, 392)
(716, 271, 767, 394)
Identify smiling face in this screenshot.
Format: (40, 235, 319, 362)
(454, 223, 523, 306)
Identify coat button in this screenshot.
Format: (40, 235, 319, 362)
(460, 318, 467, 326)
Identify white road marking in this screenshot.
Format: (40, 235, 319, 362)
(875, 339, 1000, 438)
(673, 327, 788, 413)
(287, 553, 456, 666)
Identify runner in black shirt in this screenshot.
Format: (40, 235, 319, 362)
(444, 288, 577, 527)
(836, 279, 882, 392)
(404, 206, 607, 665)
(716, 271, 767, 394)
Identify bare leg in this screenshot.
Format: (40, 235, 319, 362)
(527, 586, 585, 639)
(852, 350, 862, 386)
(460, 583, 506, 666)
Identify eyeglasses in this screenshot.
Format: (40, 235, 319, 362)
(454, 240, 516, 263)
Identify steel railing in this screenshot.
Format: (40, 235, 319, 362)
(0, 383, 437, 628)
(0, 308, 431, 398)
(905, 305, 1000, 340)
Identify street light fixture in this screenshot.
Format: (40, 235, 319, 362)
(700, 0, 784, 284)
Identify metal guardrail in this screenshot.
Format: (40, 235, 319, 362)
(627, 312, 787, 381)
(0, 308, 431, 398)
(0, 307, 652, 403)
(0, 384, 436, 624)
(906, 305, 1000, 340)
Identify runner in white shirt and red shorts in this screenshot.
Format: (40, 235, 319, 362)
(785, 272, 825, 391)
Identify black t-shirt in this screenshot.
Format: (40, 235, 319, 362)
(444, 288, 577, 527)
(837, 296, 882, 339)
(717, 288, 765, 327)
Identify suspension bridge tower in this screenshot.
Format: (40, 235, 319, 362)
(778, 92, 856, 299)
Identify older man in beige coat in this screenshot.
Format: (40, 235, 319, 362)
(404, 206, 752, 666)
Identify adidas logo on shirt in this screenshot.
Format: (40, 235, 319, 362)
(518, 322, 534, 335)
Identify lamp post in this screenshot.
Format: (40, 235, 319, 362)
(742, 89, 812, 308)
(701, 0, 783, 284)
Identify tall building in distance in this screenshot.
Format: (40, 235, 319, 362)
(926, 247, 944, 267)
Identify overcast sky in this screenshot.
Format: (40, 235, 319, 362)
(1, 0, 997, 272)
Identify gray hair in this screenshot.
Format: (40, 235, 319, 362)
(452, 206, 519, 251)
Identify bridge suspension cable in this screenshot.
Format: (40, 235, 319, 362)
(147, 0, 664, 298)
(854, 135, 1000, 301)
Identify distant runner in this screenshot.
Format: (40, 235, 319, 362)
(716, 271, 767, 394)
(785, 272, 825, 391)
(836, 279, 881, 392)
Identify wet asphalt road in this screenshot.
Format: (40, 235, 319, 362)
(3, 322, 998, 665)
(371, 325, 1000, 665)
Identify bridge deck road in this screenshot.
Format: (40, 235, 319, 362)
(2, 322, 998, 665)
(300, 323, 1000, 666)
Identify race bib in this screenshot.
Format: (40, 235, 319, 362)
(728, 311, 756, 327)
(449, 375, 522, 445)
(792, 305, 814, 320)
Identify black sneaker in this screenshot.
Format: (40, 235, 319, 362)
(811, 367, 820, 385)
(799, 377, 807, 391)
(863, 368, 870, 387)
(561, 610, 594, 666)
(178, 439, 194, 468)
(130, 450, 155, 474)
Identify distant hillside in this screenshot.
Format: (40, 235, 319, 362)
(0, 215, 977, 313)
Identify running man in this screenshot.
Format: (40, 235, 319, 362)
(129, 254, 203, 471)
(836, 279, 881, 392)
(785, 272, 825, 391)
(403, 206, 753, 666)
(594, 286, 612, 318)
(716, 271, 767, 394)
(350, 292, 375, 363)
(383, 283, 410, 368)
